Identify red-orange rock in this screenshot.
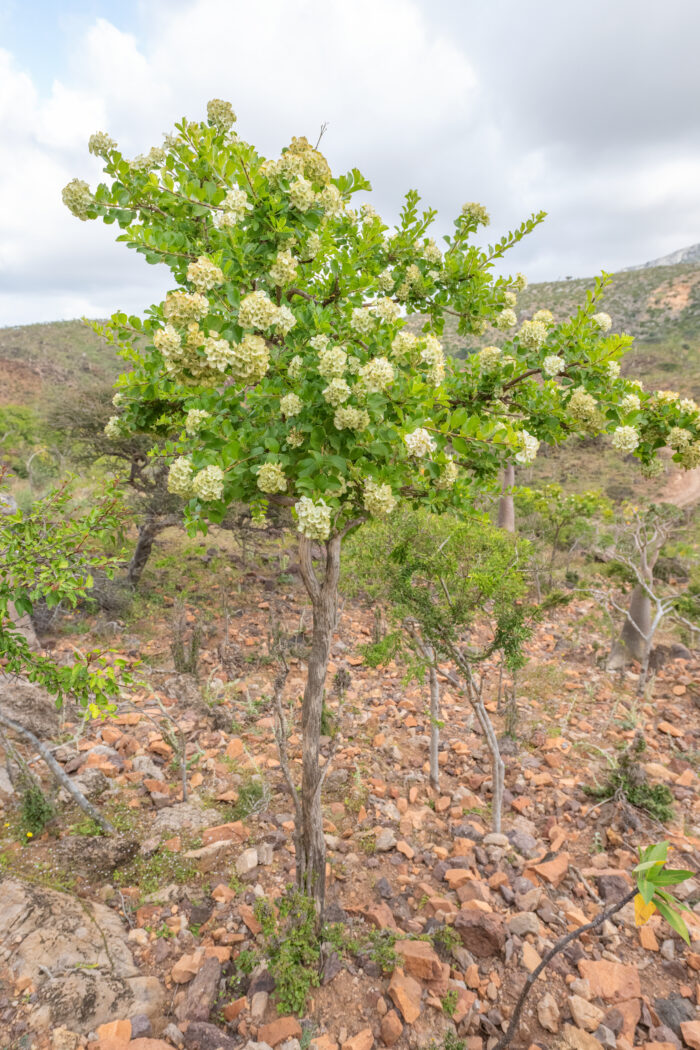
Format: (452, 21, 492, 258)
(95, 1021, 131, 1043)
(681, 1021, 700, 1050)
(533, 852, 570, 887)
(394, 940, 443, 980)
(577, 960, 641, 1003)
(258, 1017, 303, 1047)
(388, 969, 423, 1024)
(341, 1028, 374, 1050)
(222, 996, 247, 1021)
(454, 909, 505, 958)
(380, 1011, 403, 1046)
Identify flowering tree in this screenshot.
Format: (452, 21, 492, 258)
(66, 99, 700, 914)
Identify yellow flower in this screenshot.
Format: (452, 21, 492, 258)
(26, 831, 33, 838)
(634, 893, 657, 926)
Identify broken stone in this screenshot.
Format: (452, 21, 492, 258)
(380, 1010, 403, 1047)
(394, 940, 442, 980)
(537, 991, 560, 1033)
(569, 995, 605, 1033)
(454, 910, 505, 958)
(258, 1018, 303, 1047)
(577, 960, 641, 1003)
(236, 847, 259, 876)
(388, 969, 422, 1024)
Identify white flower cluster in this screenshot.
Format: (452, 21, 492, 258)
(461, 201, 490, 226)
(404, 427, 436, 458)
(295, 497, 332, 541)
(435, 459, 459, 489)
(607, 361, 621, 379)
(286, 429, 304, 448)
(203, 335, 238, 372)
(238, 290, 278, 329)
(216, 187, 251, 227)
(359, 356, 394, 393)
(495, 308, 517, 330)
(542, 355, 565, 377)
(478, 346, 502, 371)
(275, 305, 297, 335)
(420, 335, 445, 386)
(112, 392, 125, 407)
(207, 99, 237, 130)
(269, 249, 298, 286)
(532, 309, 554, 326)
(514, 273, 528, 291)
(640, 458, 666, 478)
(377, 268, 394, 293)
(185, 409, 210, 435)
(230, 334, 269, 383)
(154, 324, 183, 357)
(668, 427, 692, 450)
(515, 429, 540, 465)
(289, 177, 316, 212)
(678, 443, 700, 469)
(360, 203, 381, 223)
(192, 464, 224, 501)
(187, 256, 224, 292)
(350, 308, 375, 337)
(168, 457, 194, 496)
(421, 238, 443, 265)
(281, 392, 303, 418)
(257, 462, 287, 493)
(654, 390, 679, 405)
(104, 416, 122, 439)
(323, 378, 351, 406)
(129, 147, 166, 172)
(592, 312, 612, 332)
(310, 334, 329, 351)
(568, 386, 598, 426)
(391, 331, 419, 360)
(302, 232, 322, 260)
(318, 184, 345, 217)
(611, 426, 640, 454)
(519, 319, 548, 350)
(318, 347, 347, 379)
(680, 398, 698, 414)
(503, 291, 517, 308)
(363, 479, 396, 517)
(373, 297, 401, 324)
(62, 179, 93, 220)
(334, 406, 370, 431)
(163, 291, 209, 324)
(620, 393, 641, 414)
(288, 355, 303, 381)
(88, 132, 116, 156)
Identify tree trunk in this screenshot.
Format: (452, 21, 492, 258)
(295, 534, 341, 917)
(608, 558, 657, 670)
(428, 657, 440, 792)
(474, 697, 505, 833)
(498, 463, 515, 533)
(126, 516, 177, 588)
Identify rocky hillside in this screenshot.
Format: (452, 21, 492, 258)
(622, 244, 700, 272)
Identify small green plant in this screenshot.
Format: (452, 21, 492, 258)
(261, 891, 322, 1015)
(584, 732, 675, 822)
(431, 924, 461, 956)
(366, 929, 400, 975)
(441, 988, 458, 1018)
(19, 781, 54, 839)
(72, 816, 104, 836)
(113, 845, 199, 897)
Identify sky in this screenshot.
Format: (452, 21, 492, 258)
(2, 0, 700, 327)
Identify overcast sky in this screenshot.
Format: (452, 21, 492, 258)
(2, 0, 700, 327)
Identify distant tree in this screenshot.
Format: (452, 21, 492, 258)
(65, 99, 700, 915)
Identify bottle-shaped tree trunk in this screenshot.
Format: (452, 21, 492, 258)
(607, 546, 659, 670)
(295, 534, 341, 917)
(498, 463, 515, 533)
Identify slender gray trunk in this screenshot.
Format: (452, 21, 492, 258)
(608, 546, 659, 669)
(498, 463, 515, 532)
(0, 708, 115, 833)
(296, 534, 341, 917)
(428, 658, 440, 792)
(474, 698, 505, 833)
(126, 515, 178, 588)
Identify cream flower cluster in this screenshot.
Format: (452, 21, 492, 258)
(303, 233, 322, 260)
(187, 256, 224, 292)
(288, 355, 303, 381)
(318, 184, 345, 217)
(154, 324, 183, 356)
(363, 479, 396, 517)
(373, 297, 401, 324)
(435, 459, 459, 489)
(281, 393, 303, 418)
(607, 361, 621, 379)
(112, 392, 124, 407)
(377, 268, 395, 293)
(274, 305, 297, 335)
(611, 426, 640, 454)
(515, 429, 540, 465)
(680, 398, 698, 414)
(238, 290, 278, 329)
(203, 335, 238, 372)
(592, 312, 612, 332)
(207, 99, 237, 130)
(495, 308, 517, 330)
(503, 291, 517, 308)
(295, 497, 332, 541)
(168, 457, 194, 496)
(350, 308, 375, 337)
(359, 357, 394, 393)
(360, 203, 381, 223)
(678, 443, 700, 469)
(163, 291, 209, 324)
(461, 201, 490, 226)
(519, 319, 548, 350)
(654, 390, 679, 405)
(421, 238, 443, 265)
(257, 462, 287, 493)
(62, 179, 93, 221)
(318, 347, 347, 379)
(391, 331, 419, 360)
(185, 409, 210, 435)
(568, 386, 598, 426)
(269, 249, 298, 286)
(333, 406, 370, 431)
(640, 458, 666, 478)
(404, 427, 436, 458)
(216, 188, 251, 227)
(289, 177, 316, 212)
(532, 309, 554, 326)
(129, 147, 166, 172)
(514, 273, 528, 291)
(620, 393, 641, 413)
(104, 416, 123, 439)
(286, 429, 304, 448)
(88, 132, 116, 156)
(542, 355, 565, 377)
(230, 335, 269, 383)
(323, 378, 351, 405)
(478, 346, 502, 371)
(668, 427, 692, 451)
(192, 465, 224, 501)
(310, 334, 330, 351)
(420, 335, 445, 385)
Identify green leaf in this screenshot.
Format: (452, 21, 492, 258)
(654, 898, 691, 945)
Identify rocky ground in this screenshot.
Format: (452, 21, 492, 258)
(1, 534, 699, 1050)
